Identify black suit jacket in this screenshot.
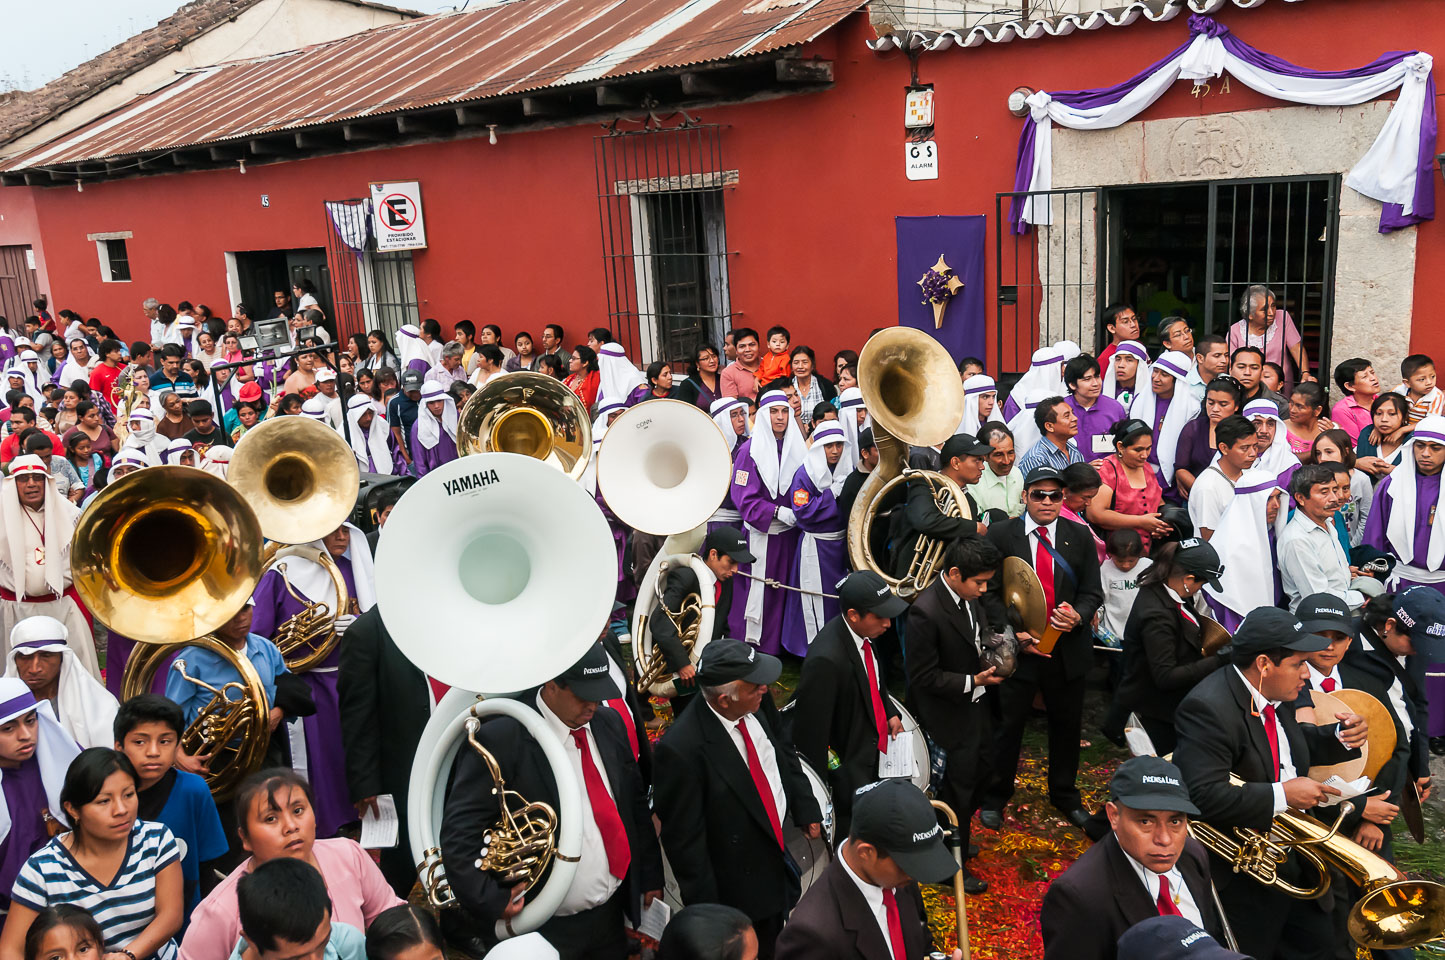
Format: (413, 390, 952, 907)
(653, 693, 822, 920)
(979, 515, 1104, 681)
(1040, 833, 1225, 960)
(790, 616, 900, 824)
(649, 563, 732, 671)
(337, 605, 432, 807)
(1116, 582, 1226, 721)
(888, 479, 980, 578)
(774, 856, 930, 960)
(601, 633, 653, 785)
(439, 695, 663, 929)
(905, 577, 989, 751)
(1346, 632, 1431, 781)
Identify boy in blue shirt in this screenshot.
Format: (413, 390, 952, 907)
(114, 693, 228, 927)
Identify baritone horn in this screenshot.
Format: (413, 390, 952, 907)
(260, 542, 352, 673)
(847, 328, 970, 598)
(230, 416, 360, 543)
(457, 371, 591, 480)
(72, 466, 264, 643)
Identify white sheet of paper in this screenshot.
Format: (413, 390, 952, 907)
(878, 730, 917, 779)
(637, 897, 671, 941)
(360, 794, 399, 849)
(1092, 434, 1114, 456)
(1319, 775, 1372, 806)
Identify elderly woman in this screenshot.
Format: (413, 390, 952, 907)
(155, 391, 193, 441)
(1228, 283, 1309, 388)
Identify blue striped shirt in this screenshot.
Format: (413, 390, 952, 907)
(1016, 436, 1084, 477)
(12, 820, 180, 960)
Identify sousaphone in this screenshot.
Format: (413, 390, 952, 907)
(457, 371, 591, 480)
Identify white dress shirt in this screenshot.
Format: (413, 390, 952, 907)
(1022, 514, 1059, 548)
(1232, 667, 1296, 815)
(940, 576, 985, 701)
(536, 692, 623, 915)
(1354, 635, 1415, 739)
(1277, 512, 1364, 611)
(703, 700, 788, 824)
(1121, 847, 1204, 927)
(1306, 662, 1343, 693)
(837, 841, 892, 950)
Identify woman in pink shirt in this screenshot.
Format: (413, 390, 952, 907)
(180, 770, 401, 960)
(1227, 285, 1308, 387)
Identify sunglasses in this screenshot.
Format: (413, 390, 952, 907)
(1027, 489, 1064, 503)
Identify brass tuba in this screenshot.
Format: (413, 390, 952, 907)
(1188, 779, 1445, 949)
(121, 635, 271, 801)
(259, 543, 353, 673)
(457, 372, 591, 480)
(846, 328, 971, 598)
(634, 551, 717, 697)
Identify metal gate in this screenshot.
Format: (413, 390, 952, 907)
(323, 199, 421, 345)
(994, 188, 1106, 383)
(594, 123, 735, 365)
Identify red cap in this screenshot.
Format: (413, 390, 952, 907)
(238, 382, 263, 402)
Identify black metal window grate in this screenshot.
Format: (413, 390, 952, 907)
(594, 123, 735, 365)
(323, 198, 421, 345)
(103, 238, 131, 282)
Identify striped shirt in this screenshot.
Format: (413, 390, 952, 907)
(13, 820, 180, 960)
(1016, 435, 1084, 478)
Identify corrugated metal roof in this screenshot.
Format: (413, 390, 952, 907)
(6, 0, 860, 171)
(866, 0, 1306, 52)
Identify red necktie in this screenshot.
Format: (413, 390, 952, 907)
(862, 638, 888, 753)
(606, 699, 639, 760)
(1034, 528, 1056, 614)
(882, 888, 907, 960)
(570, 728, 631, 879)
(715, 579, 723, 604)
(736, 720, 784, 849)
(1321, 678, 1337, 693)
(1261, 704, 1281, 781)
(1156, 875, 1182, 916)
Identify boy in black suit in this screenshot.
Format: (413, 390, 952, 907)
(978, 465, 1104, 830)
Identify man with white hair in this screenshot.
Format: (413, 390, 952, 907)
(0, 455, 97, 678)
(5, 616, 117, 748)
(143, 298, 162, 344)
(427, 342, 468, 390)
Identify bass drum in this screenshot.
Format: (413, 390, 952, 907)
(890, 698, 933, 794)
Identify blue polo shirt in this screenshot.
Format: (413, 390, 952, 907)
(141, 769, 228, 926)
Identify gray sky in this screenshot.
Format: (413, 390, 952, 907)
(0, 0, 467, 92)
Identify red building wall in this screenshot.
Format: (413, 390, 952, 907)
(20, 0, 1445, 366)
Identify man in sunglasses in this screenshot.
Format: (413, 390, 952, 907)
(977, 465, 1104, 834)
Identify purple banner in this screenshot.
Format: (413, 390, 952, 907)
(894, 215, 987, 363)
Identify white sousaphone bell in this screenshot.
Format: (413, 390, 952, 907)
(378, 452, 618, 939)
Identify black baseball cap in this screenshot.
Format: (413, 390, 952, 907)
(401, 370, 425, 393)
(1117, 916, 1248, 960)
(850, 779, 959, 884)
(1174, 539, 1223, 590)
(697, 637, 781, 686)
(836, 570, 909, 619)
(1023, 464, 1064, 488)
(1393, 586, 1445, 661)
(702, 525, 756, 564)
(858, 427, 876, 450)
(553, 644, 621, 702)
(1156, 504, 1194, 544)
(1231, 606, 1330, 657)
(940, 434, 992, 463)
(1297, 592, 1357, 639)
(1109, 757, 1199, 815)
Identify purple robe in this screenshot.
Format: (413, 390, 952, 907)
(250, 560, 358, 838)
(729, 435, 804, 656)
(596, 489, 636, 605)
(408, 423, 458, 478)
(1002, 395, 1021, 422)
(781, 463, 845, 653)
(0, 759, 47, 909)
(1065, 394, 1127, 461)
(1146, 394, 1172, 468)
(363, 447, 408, 476)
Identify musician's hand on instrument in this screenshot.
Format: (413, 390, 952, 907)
(976, 522, 988, 536)
(176, 749, 211, 774)
(1418, 776, 1432, 802)
(355, 796, 380, 820)
(1283, 776, 1340, 809)
(1353, 822, 1384, 852)
(804, 822, 822, 839)
(887, 715, 904, 739)
(676, 664, 697, 685)
(1362, 791, 1399, 824)
(642, 889, 663, 908)
(334, 613, 356, 636)
(502, 884, 527, 920)
(1049, 602, 1081, 630)
(268, 706, 284, 732)
(972, 666, 1003, 688)
(1335, 711, 1369, 748)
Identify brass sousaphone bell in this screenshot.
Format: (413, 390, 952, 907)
(457, 371, 591, 480)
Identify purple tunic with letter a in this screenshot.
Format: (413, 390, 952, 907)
(729, 435, 804, 656)
(781, 463, 845, 652)
(408, 424, 458, 478)
(1363, 471, 1445, 735)
(250, 558, 358, 838)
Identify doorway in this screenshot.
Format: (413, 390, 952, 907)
(0, 246, 39, 328)
(231, 248, 335, 327)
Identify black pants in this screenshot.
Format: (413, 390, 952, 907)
(753, 911, 787, 960)
(982, 669, 1085, 812)
(540, 888, 629, 960)
(1138, 713, 1178, 758)
(934, 704, 992, 856)
(1217, 868, 1333, 960)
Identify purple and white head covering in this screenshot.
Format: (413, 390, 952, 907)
(0, 676, 77, 844)
(1204, 465, 1290, 628)
(6, 617, 116, 749)
(1129, 350, 1199, 480)
(395, 324, 431, 375)
(1241, 398, 1297, 478)
(581, 399, 628, 497)
(106, 448, 149, 484)
(300, 397, 328, 421)
(752, 390, 808, 499)
(1102, 340, 1150, 400)
(1382, 413, 1445, 572)
(415, 382, 457, 450)
(279, 522, 376, 613)
(710, 396, 750, 444)
(837, 386, 869, 470)
(802, 422, 849, 495)
(596, 342, 646, 407)
(958, 374, 1004, 437)
(346, 393, 393, 475)
(161, 437, 195, 465)
(1009, 346, 1066, 408)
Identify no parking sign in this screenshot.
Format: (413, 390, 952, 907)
(369, 181, 427, 251)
